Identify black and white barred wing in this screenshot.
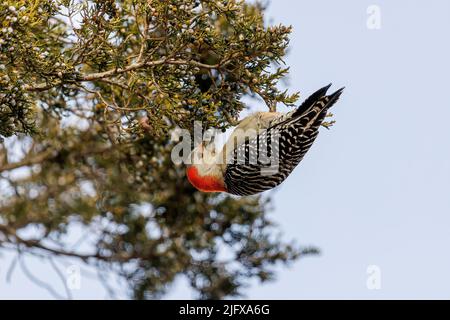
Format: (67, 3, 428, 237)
(224, 86, 343, 196)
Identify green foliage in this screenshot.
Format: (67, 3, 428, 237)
(0, 0, 316, 299)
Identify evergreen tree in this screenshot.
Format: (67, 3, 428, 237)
(0, 0, 317, 299)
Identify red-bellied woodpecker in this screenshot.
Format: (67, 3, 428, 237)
(186, 84, 344, 196)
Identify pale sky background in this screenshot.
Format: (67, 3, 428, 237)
(1, 0, 450, 299)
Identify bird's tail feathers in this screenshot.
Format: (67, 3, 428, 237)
(293, 84, 344, 118)
(293, 86, 344, 130)
(292, 83, 332, 117)
(324, 87, 345, 110)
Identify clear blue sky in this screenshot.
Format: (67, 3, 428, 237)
(1, 0, 450, 299)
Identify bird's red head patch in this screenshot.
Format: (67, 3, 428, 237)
(186, 166, 226, 193)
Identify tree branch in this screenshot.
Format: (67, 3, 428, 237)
(0, 149, 55, 174)
(0, 224, 103, 262)
(0, 145, 118, 174)
(24, 59, 222, 92)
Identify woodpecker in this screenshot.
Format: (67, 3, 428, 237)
(186, 84, 344, 196)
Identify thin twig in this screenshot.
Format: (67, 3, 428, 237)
(19, 254, 65, 299)
(6, 253, 18, 283)
(49, 258, 73, 300)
